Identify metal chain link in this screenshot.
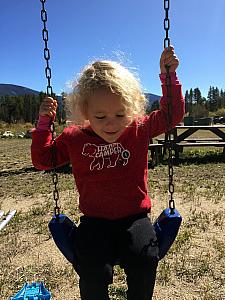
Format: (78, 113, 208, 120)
(163, 0, 175, 212)
(163, 0, 170, 49)
(40, 0, 60, 217)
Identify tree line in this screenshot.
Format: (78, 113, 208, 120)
(0, 93, 44, 124)
(0, 86, 225, 124)
(0, 93, 65, 124)
(185, 86, 225, 117)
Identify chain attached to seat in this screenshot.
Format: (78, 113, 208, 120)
(40, 0, 60, 217)
(163, 0, 175, 213)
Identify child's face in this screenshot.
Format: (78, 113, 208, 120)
(85, 88, 132, 143)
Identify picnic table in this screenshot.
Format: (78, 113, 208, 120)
(149, 125, 225, 163)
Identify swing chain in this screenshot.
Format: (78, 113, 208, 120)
(40, 0, 60, 217)
(40, 0, 53, 96)
(163, 0, 170, 49)
(51, 123, 60, 217)
(163, 0, 175, 212)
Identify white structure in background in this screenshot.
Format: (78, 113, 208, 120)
(0, 210, 17, 231)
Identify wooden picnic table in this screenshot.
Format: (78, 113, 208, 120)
(171, 125, 225, 159)
(149, 125, 225, 164)
(173, 125, 225, 142)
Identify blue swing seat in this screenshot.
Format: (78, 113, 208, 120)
(48, 210, 181, 263)
(48, 213, 77, 264)
(11, 282, 51, 300)
(154, 207, 182, 260)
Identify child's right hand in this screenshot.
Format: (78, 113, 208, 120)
(39, 97, 58, 118)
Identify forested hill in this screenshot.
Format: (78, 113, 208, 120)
(0, 85, 161, 123)
(0, 83, 161, 108)
(0, 84, 40, 97)
(145, 93, 161, 109)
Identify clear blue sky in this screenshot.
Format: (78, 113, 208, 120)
(1, 0, 225, 98)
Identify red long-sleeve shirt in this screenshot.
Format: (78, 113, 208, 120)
(31, 74, 185, 220)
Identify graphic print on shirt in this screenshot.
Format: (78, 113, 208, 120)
(82, 143, 130, 171)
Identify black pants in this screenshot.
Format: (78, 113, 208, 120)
(73, 212, 159, 300)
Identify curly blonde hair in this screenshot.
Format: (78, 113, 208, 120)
(66, 60, 147, 125)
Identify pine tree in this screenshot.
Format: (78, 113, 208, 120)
(193, 88, 202, 105)
(189, 88, 193, 115)
(221, 90, 225, 108)
(207, 86, 217, 112)
(184, 90, 189, 114)
(213, 87, 220, 111)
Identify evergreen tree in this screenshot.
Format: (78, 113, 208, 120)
(213, 87, 220, 110)
(221, 89, 225, 108)
(184, 90, 189, 114)
(207, 86, 216, 112)
(189, 88, 193, 115)
(17, 96, 24, 122)
(193, 88, 202, 105)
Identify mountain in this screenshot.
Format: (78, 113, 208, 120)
(145, 93, 161, 109)
(0, 84, 40, 97)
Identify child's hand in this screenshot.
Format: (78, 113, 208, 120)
(39, 97, 58, 118)
(160, 45, 179, 74)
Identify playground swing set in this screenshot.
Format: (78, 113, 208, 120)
(11, 0, 182, 298)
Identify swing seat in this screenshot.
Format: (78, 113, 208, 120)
(11, 282, 51, 299)
(154, 208, 182, 260)
(48, 214, 77, 264)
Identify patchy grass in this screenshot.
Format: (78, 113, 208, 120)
(0, 139, 225, 299)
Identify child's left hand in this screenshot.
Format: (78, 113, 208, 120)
(160, 45, 179, 74)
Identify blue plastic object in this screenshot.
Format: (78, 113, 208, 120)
(49, 210, 181, 263)
(154, 207, 182, 260)
(48, 214, 77, 264)
(11, 282, 51, 299)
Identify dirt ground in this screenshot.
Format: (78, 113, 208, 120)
(0, 138, 225, 299)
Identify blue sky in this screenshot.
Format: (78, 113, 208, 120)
(1, 0, 225, 98)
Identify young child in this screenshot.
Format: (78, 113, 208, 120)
(31, 45, 185, 300)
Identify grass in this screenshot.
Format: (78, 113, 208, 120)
(0, 121, 33, 133)
(0, 136, 225, 299)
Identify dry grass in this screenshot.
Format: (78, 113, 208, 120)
(0, 137, 225, 300)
